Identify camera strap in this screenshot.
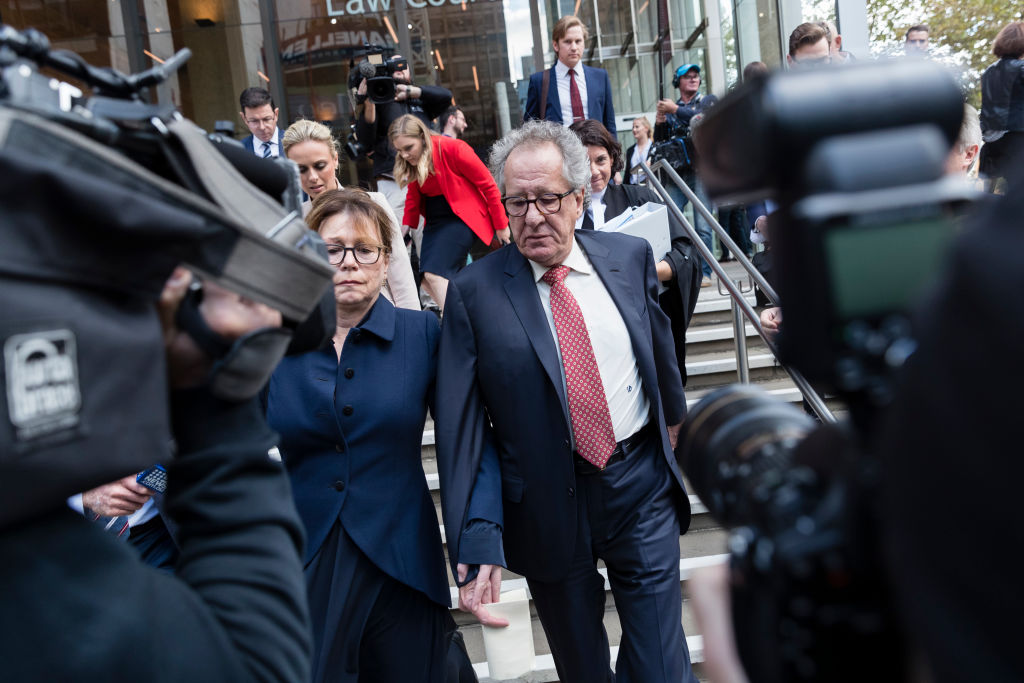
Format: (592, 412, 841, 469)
(164, 119, 333, 323)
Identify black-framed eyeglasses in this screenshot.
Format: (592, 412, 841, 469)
(325, 244, 385, 265)
(501, 187, 578, 217)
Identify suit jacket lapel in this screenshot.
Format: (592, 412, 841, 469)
(548, 66, 562, 123)
(583, 65, 601, 121)
(503, 248, 570, 420)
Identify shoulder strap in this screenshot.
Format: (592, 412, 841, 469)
(540, 68, 551, 120)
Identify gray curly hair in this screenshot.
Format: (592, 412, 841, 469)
(488, 120, 591, 209)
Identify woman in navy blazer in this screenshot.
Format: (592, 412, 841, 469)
(265, 189, 452, 683)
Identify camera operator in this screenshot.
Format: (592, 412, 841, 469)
(354, 55, 452, 220)
(655, 63, 718, 287)
(0, 269, 312, 682)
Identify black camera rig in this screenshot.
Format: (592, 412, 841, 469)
(352, 42, 408, 106)
(679, 59, 984, 682)
(0, 25, 335, 529)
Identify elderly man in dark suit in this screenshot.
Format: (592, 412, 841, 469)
(436, 120, 698, 683)
(523, 16, 617, 135)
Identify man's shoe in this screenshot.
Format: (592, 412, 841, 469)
(701, 276, 712, 288)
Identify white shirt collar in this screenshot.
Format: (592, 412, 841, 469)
(554, 60, 579, 79)
(529, 238, 592, 283)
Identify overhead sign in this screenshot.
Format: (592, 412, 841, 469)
(326, 0, 493, 16)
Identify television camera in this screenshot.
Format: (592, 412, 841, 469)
(0, 25, 335, 529)
(679, 59, 982, 682)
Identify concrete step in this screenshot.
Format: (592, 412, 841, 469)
(473, 637, 706, 682)
(690, 292, 757, 328)
(685, 322, 768, 355)
(684, 350, 786, 389)
(456, 554, 729, 681)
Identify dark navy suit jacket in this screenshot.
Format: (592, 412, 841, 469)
(524, 64, 617, 135)
(436, 230, 690, 583)
(265, 297, 450, 608)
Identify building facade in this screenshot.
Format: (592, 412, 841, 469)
(3, 0, 829, 187)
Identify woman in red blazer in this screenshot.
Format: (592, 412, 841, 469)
(389, 114, 509, 311)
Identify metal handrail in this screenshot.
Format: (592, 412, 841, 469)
(638, 158, 837, 423)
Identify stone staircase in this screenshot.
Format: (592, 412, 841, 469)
(423, 261, 836, 682)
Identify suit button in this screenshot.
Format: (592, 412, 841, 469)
(335, 444, 343, 453)
(567, 487, 575, 497)
(332, 480, 346, 492)
(342, 405, 354, 416)
(344, 368, 355, 379)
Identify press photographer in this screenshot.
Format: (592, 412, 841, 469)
(352, 44, 452, 217)
(653, 63, 718, 286)
(675, 58, 1013, 682)
(0, 25, 333, 680)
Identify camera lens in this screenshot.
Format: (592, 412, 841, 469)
(681, 384, 815, 527)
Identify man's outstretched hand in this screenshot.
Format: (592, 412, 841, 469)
(456, 563, 510, 627)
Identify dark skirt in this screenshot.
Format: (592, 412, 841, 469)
(305, 520, 453, 683)
(420, 194, 478, 280)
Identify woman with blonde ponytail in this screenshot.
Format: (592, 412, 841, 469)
(389, 114, 509, 311)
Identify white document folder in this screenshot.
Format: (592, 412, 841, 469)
(603, 201, 671, 262)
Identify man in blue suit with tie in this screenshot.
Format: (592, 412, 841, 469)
(524, 16, 617, 136)
(239, 87, 286, 158)
(436, 121, 697, 683)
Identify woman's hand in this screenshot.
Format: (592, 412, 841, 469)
(495, 228, 511, 245)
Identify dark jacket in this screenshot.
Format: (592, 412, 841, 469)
(266, 299, 450, 608)
(523, 64, 617, 135)
(355, 86, 453, 179)
(980, 58, 1024, 135)
(0, 391, 311, 683)
(436, 230, 690, 583)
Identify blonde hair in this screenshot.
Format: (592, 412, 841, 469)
(552, 15, 588, 43)
(388, 115, 434, 188)
(281, 119, 339, 160)
(632, 115, 653, 137)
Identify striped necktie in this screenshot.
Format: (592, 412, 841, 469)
(261, 141, 273, 158)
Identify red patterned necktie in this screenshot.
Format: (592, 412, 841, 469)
(542, 265, 616, 468)
(568, 69, 585, 123)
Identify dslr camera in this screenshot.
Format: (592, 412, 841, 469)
(679, 59, 981, 682)
(352, 43, 408, 105)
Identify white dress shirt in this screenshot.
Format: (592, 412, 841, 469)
(528, 238, 650, 442)
(252, 129, 280, 157)
(555, 60, 589, 127)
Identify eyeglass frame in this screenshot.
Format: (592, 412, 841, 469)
(244, 115, 276, 126)
(324, 243, 388, 266)
(500, 187, 579, 217)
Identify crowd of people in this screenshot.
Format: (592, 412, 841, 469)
(55, 13, 1024, 683)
